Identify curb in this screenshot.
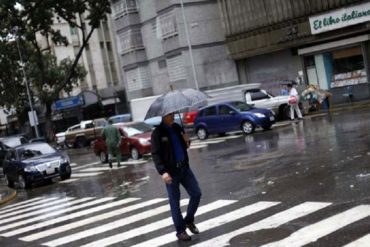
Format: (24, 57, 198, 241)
(0, 189, 17, 206)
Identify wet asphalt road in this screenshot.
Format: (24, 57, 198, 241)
(2, 106, 370, 246)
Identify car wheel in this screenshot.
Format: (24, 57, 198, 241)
(242, 121, 255, 134)
(65, 141, 74, 149)
(61, 165, 72, 180)
(196, 127, 208, 140)
(99, 152, 108, 163)
(75, 137, 87, 148)
(18, 175, 31, 189)
(130, 147, 140, 160)
(4, 174, 14, 188)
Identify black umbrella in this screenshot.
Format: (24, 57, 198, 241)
(144, 88, 209, 121)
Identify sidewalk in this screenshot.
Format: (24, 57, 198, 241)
(0, 186, 17, 207)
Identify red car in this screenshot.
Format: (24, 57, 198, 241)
(93, 122, 152, 162)
(183, 111, 198, 127)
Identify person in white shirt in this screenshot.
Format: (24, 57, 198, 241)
(287, 83, 303, 120)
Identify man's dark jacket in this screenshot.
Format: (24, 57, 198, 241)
(151, 122, 189, 175)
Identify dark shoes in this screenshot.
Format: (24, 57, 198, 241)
(177, 231, 191, 241)
(109, 161, 112, 169)
(186, 222, 200, 234)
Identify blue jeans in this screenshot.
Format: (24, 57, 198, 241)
(165, 167, 202, 234)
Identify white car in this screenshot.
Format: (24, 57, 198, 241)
(54, 132, 66, 147)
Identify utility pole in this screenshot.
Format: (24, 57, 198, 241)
(180, 0, 199, 90)
(15, 35, 40, 138)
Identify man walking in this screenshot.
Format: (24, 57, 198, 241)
(287, 83, 303, 121)
(151, 112, 202, 241)
(102, 119, 121, 168)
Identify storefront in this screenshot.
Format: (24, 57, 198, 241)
(299, 2, 370, 104)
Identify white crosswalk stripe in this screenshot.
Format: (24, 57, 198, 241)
(0, 197, 59, 215)
(71, 172, 104, 178)
(2, 197, 370, 247)
(80, 199, 238, 247)
(0, 197, 76, 221)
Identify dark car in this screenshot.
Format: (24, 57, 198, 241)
(2, 142, 72, 189)
(194, 101, 276, 140)
(0, 135, 30, 167)
(93, 122, 152, 161)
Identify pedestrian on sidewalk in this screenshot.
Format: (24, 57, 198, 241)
(287, 83, 303, 121)
(102, 119, 121, 168)
(151, 112, 202, 242)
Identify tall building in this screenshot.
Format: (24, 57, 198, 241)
(218, 0, 370, 104)
(37, 13, 123, 101)
(111, 0, 238, 100)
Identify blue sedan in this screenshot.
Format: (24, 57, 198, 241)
(194, 101, 275, 140)
(2, 142, 72, 189)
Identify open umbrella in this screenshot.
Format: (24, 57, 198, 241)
(144, 88, 209, 120)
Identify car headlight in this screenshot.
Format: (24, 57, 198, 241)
(24, 166, 38, 172)
(253, 113, 266, 118)
(139, 138, 150, 145)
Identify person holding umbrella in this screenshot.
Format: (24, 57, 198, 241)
(147, 89, 207, 242)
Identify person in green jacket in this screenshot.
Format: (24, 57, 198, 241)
(102, 119, 121, 168)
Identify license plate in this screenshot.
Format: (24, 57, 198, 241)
(270, 116, 275, 121)
(46, 167, 55, 175)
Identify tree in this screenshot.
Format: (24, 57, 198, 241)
(0, 0, 111, 139)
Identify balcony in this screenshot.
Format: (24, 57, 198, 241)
(120, 49, 147, 67)
(162, 35, 180, 54)
(114, 12, 140, 31)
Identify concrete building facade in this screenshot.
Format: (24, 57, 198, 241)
(111, 0, 238, 100)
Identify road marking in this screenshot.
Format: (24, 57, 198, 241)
(119, 160, 148, 165)
(80, 167, 127, 172)
(344, 234, 370, 246)
(0, 196, 45, 210)
(192, 202, 332, 247)
(58, 178, 79, 184)
(0, 197, 75, 220)
(71, 172, 104, 178)
(70, 162, 77, 167)
(0, 197, 58, 214)
(40, 198, 175, 246)
(0, 197, 119, 236)
(261, 205, 370, 247)
(72, 161, 101, 171)
(132, 201, 280, 247)
(80, 200, 239, 247)
(0, 197, 78, 224)
(192, 140, 225, 145)
(189, 144, 208, 150)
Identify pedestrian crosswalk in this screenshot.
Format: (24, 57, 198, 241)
(1, 196, 370, 246)
(62, 160, 149, 183)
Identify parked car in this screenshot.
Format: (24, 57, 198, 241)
(194, 101, 276, 140)
(0, 135, 30, 167)
(183, 111, 198, 128)
(64, 118, 107, 148)
(108, 114, 132, 124)
(2, 142, 72, 189)
(93, 122, 153, 161)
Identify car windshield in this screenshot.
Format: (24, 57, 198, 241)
(123, 122, 152, 137)
(2, 137, 28, 148)
(17, 143, 56, 160)
(229, 101, 253, 112)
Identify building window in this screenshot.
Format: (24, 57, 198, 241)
(158, 60, 167, 69)
(167, 54, 186, 82)
(125, 66, 151, 92)
(157, 10, 177, 39)
(70, 27, 78, 35)
(118, 29, 144, 54)
(113, 0, 138, 19)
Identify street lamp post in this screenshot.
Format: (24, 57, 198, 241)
(180, 0, 199, 90)
(15, 35, 40, 138)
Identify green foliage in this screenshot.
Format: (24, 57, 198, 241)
(0, 0, 110, 117)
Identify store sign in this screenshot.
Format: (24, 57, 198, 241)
(53, 96, 83, 111)
(309, 2, 370, 34)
